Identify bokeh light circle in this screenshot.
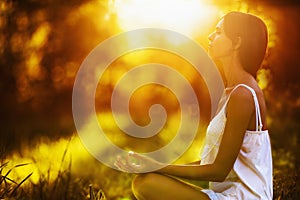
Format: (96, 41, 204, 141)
(72, 28, 224, 172)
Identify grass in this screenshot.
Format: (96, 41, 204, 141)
(0, 162, 33, 198)
(0, 137, 135, 200)
(273, 169, 300, 200)
(0, 159, 134, 200)
(0, 140, 299, 199)
(1, 161, 299, 199)
(0, 157, 90, 199)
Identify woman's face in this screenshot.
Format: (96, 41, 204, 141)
(208, 19, 233, 60)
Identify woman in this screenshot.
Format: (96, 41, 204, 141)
(115, 11, 273, 199)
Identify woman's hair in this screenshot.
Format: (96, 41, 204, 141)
(223, 12, 268, 77)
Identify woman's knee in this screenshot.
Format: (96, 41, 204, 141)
(132, 173, 157, 190)
(132, 173, 160, 198)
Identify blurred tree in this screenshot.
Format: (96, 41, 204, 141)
(0, 0, 115, 152)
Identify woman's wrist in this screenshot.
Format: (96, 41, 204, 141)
(156, 164, 170, 174)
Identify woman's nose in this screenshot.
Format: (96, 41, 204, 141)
(208, 32, 214, 41)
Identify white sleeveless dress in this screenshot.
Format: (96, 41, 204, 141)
(200, 84, 273, 200)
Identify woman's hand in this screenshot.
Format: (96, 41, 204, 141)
(114, 151, 165, 173)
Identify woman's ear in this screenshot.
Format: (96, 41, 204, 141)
(233, 36, 241, 50)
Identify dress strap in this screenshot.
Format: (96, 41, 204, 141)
(226, 84, 263, 131)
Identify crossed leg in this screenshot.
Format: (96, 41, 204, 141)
(132, 173, 210, 200)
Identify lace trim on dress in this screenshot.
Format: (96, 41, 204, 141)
(200, 84, 265, 162)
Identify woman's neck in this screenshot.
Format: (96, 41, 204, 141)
(220, 54, 251, 88)
(225, 68, 250, 88)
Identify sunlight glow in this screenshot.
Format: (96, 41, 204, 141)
(111, 0, 218, 36)
(257, 68, 271, 90)
(28, 22, 50, 49)
(26, 52, 41, 79)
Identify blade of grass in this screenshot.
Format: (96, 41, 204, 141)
(51, 138, 72, 195)
(14, 163, 31, 168)
(89, 184, 94, 200)
(2, 175, 18, 184)
(0, 161, 9, 170)
(4, 162, 31, 178)
(10, 172, 33, 196)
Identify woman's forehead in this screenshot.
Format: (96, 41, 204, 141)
(216, 18, 224, 29)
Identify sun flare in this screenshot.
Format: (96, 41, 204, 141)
(110, 0, 218, 36)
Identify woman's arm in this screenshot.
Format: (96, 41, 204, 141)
(157, 88, 254, 182)
(158, 163, 227, 182)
